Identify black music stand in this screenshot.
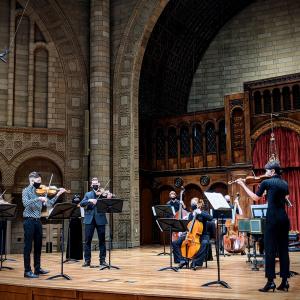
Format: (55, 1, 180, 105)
(202, 209, 231, 289)
(97, 198, 123, 270)
(63, 206, 81, 264)
(0, 204, 16, 271)
(152, 205, 175, 256)
(157, 218, 189, 272)
(47, 203, 78, 280)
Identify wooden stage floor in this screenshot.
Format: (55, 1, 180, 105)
(0, 246, 299, 300)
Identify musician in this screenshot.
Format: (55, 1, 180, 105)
(0, 191, 8, 256)
(172, 197, 213, 269)
(66, 194, 83, 260)
(166, 190, 186, 213)
(237, 160, 290, 292)
(22, 172, 66, 278)
(80, 177, 112, 268)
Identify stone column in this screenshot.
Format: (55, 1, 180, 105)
(89, 0, 111, 183)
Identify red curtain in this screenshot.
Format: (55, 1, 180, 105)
(252, 127, 300, 231)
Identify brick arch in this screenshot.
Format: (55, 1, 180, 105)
(0, 153, 9, 185)
(5, 149, 64, 187)
(112, 0, 168, 247)
(251, 119, 300, 141)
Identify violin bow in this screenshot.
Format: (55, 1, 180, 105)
(44, 173, 53, 200)
(96, 179, 111, 200)
(0, 189, 6, 199)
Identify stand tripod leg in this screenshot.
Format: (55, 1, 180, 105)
(99, 213, 119, 271)
(157, 231, 170, 256)
(47, 220, 71, 280)
(0, 227, 13, 271)
(202, 217, 230, 288)
(158, 228, 178, 272)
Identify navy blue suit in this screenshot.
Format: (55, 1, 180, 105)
(80, 190, 108, 263)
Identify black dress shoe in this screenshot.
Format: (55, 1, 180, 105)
(34, 268, 49, 275)
(24, 271, 39, 278)
(259, 281, 276, 292)
(100, 261, 109, 267)
(178, 261, 188, 269)
(277, 281, 289, 292)
(82, 261, 91, 267)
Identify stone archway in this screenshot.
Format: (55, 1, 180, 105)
(112, 0, 169, 247)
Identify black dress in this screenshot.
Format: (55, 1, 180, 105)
(0, 220, 6, 255)
(66, 197, 83, 260)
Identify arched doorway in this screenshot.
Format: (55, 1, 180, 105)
(184, 184, 203, 211)
(11, 157, 63, 254)
(208, 182, 228, 196)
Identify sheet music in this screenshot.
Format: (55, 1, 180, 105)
(80, 207, 85, 218)
(204, 192, 231, 210)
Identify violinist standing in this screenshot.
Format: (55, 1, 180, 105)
(80, 177, 112, 268)
(172, 198, 213, 269)
(22, 172, 66, 278)
(237, 161, 290, 292)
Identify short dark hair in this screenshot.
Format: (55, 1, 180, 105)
(265, 160, 282, 175)
(28, 172, 41, 179)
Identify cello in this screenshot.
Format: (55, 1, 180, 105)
(181, 202, 203, 259)
(223, 194, 246, 253)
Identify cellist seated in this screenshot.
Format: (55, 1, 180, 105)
(172, 197, 213, 270)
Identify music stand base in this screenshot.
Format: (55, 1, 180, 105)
(202, 280, 231, 289)
(63, 258, 79, 264)
(99, 264, 119, 270)
(157, 252, 170, 256)
(276, 271, 299, 277)
(47, 273, 71, 280)
(0, 266, 13, 271)
(158, 266, 178, 272)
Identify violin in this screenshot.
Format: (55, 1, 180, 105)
(36, 185, 70, 196)
(228, 174, 270, 186)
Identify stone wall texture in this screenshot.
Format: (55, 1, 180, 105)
(188, 0, 300, 111)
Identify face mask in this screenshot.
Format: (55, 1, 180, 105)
(33, 182, 41, 189)
(92, 185, 99, 191)
(191, 204, 198, 211)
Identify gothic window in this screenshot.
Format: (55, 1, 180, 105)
(272, 88, 281, 112)
(33, 48, 48, 128)
(263, 90, 271, 113)
(13, 15, 30, 126)
(180, 126, 190, 157)
(282, 86, 291, 111)
(292, 85, 300, 110)
(219, 120, 226, 152)
(206, 123, 216, 153)
(168, 127, 177, 158)
(156, 128, 165, 160)
(254, 91, 262, 114)
(192, 124, 202, 155)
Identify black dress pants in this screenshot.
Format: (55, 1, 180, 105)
(84, 218, 106, 263)
(264, 217, 290, 279)
(23, 218, 43, 272)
